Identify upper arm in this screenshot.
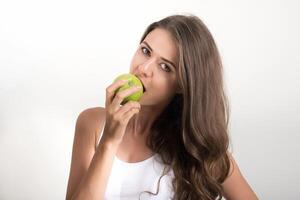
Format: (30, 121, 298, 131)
(65, 107, 105, 200)
(222, 153, 259, 200)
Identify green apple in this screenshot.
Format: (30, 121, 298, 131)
(113, 73, 144, 105)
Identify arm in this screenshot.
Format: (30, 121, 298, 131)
(65, 81, 141, 200)
(222, 153, 259, 200)
(65, 107, 118, 200)
(71, 138, 118, 200)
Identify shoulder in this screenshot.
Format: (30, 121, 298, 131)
(76, 107, 106, 148)
(65, 107, 106, 199)
(77, 106, 106, 126)
(222, 152, 259, 200)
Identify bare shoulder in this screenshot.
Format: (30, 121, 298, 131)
(77, 106, 106, 147)
(78, 106, 106, 127)
(65, 106, 106, 199)
(222, 152, 259, 200)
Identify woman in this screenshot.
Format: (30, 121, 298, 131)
(66, 14, 259, 200)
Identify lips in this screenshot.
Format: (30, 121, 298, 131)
(140, 82, 146, 93)
(142, 84, 146, 92)
(139, 78, 146, 92)
(133, 74, 146, 93)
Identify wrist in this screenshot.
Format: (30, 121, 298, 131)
(98, 138, 120, 152)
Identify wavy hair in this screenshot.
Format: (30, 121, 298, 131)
(138, 14, 232, 200)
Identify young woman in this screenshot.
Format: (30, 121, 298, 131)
(66, 14, 259, 200)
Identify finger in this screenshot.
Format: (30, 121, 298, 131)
(111, 86, 143, 110)
(105, 79, 128, 106)
(122, 108, 140, 124)
(115, 101, 141, 116)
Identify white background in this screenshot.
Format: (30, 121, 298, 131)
(0, 0, 299, 199)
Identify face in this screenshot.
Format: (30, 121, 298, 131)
(130, 28, 180, 107)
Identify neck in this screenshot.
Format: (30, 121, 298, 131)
(126, 104, 164, 138)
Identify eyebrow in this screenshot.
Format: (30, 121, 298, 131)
(141, 41, 177, 69)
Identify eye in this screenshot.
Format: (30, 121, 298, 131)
(141, 47, 150, 56)
(160, 63, 171, 72)
(141, 46, 172, 73)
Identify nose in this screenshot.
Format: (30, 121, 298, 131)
(137, 58, 156, 76)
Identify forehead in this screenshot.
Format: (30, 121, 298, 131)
(143, 28, 178, 65)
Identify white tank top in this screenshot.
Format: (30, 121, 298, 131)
(97, 123, 175, 200)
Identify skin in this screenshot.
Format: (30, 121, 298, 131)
(115, 28, 182, 160)
(65, 28, 259, 200)
(123, 28, 258, 199)
(126, 28, 181, 137)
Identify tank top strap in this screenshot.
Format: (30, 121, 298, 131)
(97, 120, 106, 147)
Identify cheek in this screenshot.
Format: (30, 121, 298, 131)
(154, 75, 170, 90)
(129, 55, 137, 72)
(154, 76, 175, 91)
(130, 51, 143, 71)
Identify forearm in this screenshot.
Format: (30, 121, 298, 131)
(71, 141, 118, 200)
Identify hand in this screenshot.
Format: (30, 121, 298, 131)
(100, 79, 142, 147)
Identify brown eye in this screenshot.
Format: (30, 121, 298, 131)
(160, 63, 171, 72)
(141, 47, 150, 56)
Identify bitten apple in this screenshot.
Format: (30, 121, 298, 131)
(113, 73, 144, 105)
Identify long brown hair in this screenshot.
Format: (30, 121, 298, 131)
(139, 14, 232, 200)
